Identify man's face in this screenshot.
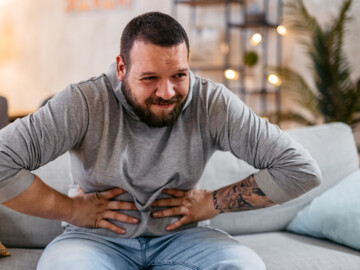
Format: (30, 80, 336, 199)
(116, 40, 190, 128)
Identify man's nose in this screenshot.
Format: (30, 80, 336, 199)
(155, 80, 176, 100)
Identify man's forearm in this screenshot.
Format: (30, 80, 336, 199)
(213, 175, 275, 213)
(2, 175, 139, 234)
(2, 175, 74, 221)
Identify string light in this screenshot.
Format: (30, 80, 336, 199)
(276, 25, 287, 35)
(250, 33, 262, 46)
(224, 69, 239, 80)
(268, 74, 282, 86)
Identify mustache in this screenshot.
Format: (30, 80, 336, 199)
(148, 95, 183, 105)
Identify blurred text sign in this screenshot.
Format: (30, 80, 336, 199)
(65, 0, 132, 12)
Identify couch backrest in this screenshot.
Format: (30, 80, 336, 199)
(0, 96, 9, 130)
(199, 122, 359, 235)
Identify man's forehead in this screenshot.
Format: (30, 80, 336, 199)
(129, 41, 189, 74)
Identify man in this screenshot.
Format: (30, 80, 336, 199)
(0, 12, 321, 269)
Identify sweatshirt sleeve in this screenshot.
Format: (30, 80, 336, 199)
(0, 85, 89, 203)
(208, 85, 322, 204)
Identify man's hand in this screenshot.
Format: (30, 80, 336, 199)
(69, 187, 139, 235)
(151, 189, 219, 231)
(2, 176, 138, 235)
(151, 175, 275, 232)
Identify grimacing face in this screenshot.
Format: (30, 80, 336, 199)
(116, 40, 190, 128)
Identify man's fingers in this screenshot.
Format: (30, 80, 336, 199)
(152, 197, 182, 207)
(152, 206, 185, 218)
(107, 201, 138, 211)
(102, 211, 138, 225)
(166, 216, 189, 231)
(96, 219, 126, 235)
(162, 189, 187, 198)
(98, 188, 126, 200)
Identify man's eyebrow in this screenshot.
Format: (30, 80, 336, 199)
(140, 72, 156, 77)
(176, 68, 189, 73)
(139, 69, 189, 77)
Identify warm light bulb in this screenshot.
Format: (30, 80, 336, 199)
(277, 25, 287, 35)
(224, 69, 239, 80)
(250, 33, 262, 46)
(268, 74, 282, 86)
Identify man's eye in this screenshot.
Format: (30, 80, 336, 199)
(142, 76, 157, 81)
(174, 73, 186, 78)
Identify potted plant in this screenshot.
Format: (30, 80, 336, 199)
(272, 0, 360, 127)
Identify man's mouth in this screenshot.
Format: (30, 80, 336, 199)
(150, 97, 180, 110)
(152, 103, 176, 110)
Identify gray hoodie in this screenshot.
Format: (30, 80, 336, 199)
(0, 63, 321, 238)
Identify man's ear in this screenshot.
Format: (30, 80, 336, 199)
(116, 55, 126, 81)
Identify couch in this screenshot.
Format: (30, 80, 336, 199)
(1, 122, 359, 269)
(0, 96, 8, 130)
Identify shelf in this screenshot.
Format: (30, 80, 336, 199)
(175, 0, 244, 6)
(190, 65, 243, 72)
(173, 0, 283, 116)
(236, 89, 280, 95)
(190, 65, 224, 71)
(229, 22, 278, 29)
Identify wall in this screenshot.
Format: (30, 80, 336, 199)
(0, 0, 359, 119)
(0, 0, 172, 115)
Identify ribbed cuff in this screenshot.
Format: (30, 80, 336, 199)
(0, 169, 35, 204)
(254, 169, 292, 205)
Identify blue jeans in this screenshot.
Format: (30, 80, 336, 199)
(37, 226, 265, 270)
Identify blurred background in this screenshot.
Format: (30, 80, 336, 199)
(0, 0, 359, 135)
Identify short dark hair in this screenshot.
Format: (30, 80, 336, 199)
(120, 12, 190, 68)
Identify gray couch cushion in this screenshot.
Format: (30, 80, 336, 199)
(200, 122, 359, 234)
(0, 248, 43, 270)
(0, 153, 71, 248)
(235, 232, 360, 270)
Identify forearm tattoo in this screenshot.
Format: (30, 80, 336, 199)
(213, 175, 275, 213)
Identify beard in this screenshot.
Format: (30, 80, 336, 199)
(121, 76, 186, 128)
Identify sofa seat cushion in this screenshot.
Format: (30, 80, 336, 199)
(0, 248, 43, 270)
(235, 232, 360, 270)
